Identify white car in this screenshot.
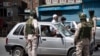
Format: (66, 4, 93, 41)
(5, 22, 76, 56)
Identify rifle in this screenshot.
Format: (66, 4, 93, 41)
(37, 34, 42, 47)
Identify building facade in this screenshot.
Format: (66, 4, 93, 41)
(83, 0, 100, 18)
(0, 0, 100, 36)
(0, 0, 39, 36)
(37, 0, 82, 22)
(37, 0, 100, 21)
(23, 0, 39, 10)
(0, 0, 27, 36)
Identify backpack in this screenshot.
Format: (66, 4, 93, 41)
(78, 22, 92, 40)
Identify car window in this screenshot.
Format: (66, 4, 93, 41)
(40, 25, 60, 37)
(40, 25, 51, 37)
(19, 25, 24, 35)
(13, 24, 23, 35)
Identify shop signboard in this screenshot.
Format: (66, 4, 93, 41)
(45, 0, 82, 5)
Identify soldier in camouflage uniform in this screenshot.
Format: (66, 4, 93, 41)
(74, 13, 92, 56)
(24, 14, 38, 56)
(88, 10, 97, 46)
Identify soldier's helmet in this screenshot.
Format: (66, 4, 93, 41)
(79, 13, 87, 20)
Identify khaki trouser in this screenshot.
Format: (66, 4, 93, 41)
(26, 34, 38, 56)
(76, 38, 90, 56)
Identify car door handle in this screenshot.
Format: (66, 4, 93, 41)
(42, 39, 46, 41)
(19, 38, 23, 39)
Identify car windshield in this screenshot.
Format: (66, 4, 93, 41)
(54, 23, 72, 36)
(64, 22, 74, 28)
(64, 22, 71, 26)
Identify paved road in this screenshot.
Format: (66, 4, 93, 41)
(0, 38, 11, 56)
(0, 37, 100, 56)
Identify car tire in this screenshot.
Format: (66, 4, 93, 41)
(67, 48, 76, 56)
(12, 47, 24, 56)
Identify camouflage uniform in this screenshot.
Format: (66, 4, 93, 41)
(88, 10, 97, 49)
(24, 16, 38, 56)
(74, 13, 92, 56)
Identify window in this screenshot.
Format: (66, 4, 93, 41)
(39, 0, 46, 5)
(13, 25, 23, 35)
(40, 25, 60, 37)
(0, 8, 7, 17)
(40, 25, 51, 37)
(19, 25, 24, 35)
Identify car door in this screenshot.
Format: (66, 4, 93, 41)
(37, 24, 66, 55)
(17, 24, 26, 48)
(11, 24, 26, 48)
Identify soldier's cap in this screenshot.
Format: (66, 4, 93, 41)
(79, 13, 87, 19)
(53, 14, 57, 18)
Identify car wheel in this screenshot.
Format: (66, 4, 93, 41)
(67, 48, 76, 56)
(12, 47, 24, 56)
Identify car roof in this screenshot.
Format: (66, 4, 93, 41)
(16, 22, 54, 25)
(65, 21, 75, 22)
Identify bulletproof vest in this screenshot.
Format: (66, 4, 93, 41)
(78, 22, 92, 40)
(25, 18, 35, 35)
(89, 18, 94, 27)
